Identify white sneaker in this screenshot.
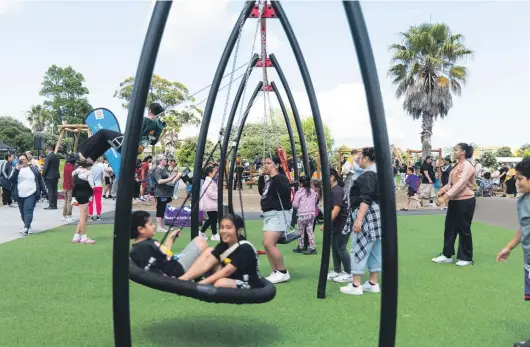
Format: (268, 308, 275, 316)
(361, 281, 381, 293)
(432, 254, 452, 263)
(27, 228, 33, 234)
(456, 260, 473, 267)
(210, 234, 220, 241)
(199, 232, 208, 240)
(327, 271, 341, 280)
(340, 283, 363, 295)
(61, 216, 66, 221)
(20, 228, 28, 235)
(430, 203, 437, 208)
(333, 272, 353, 283)
(266, 271, 290, 284)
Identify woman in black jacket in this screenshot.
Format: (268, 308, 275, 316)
(340, 148, 382, 296)
(8, 153, 47, 235)
(258, 155, 292, 284)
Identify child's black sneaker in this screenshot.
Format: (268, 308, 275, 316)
(292, 246, 304, 254)
(303, 247, 317, 255)
(514, 339, 530, 347)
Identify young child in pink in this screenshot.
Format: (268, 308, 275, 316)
(292, 175, 319, 254)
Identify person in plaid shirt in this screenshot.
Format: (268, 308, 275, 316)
(340, 147, 382, 296)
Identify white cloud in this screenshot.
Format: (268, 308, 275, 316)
(0, 0, 22, 15)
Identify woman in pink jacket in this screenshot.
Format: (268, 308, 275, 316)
(432, 143, 476, 267)
(199, 166, 220, 241)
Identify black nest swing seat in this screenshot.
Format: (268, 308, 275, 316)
(128, 259, 276, 304)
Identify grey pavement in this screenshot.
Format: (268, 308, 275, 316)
(0, 196, 519, 244)
(0, 198, 116, 244)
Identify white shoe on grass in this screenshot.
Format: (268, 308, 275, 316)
(266, 271, 290, 284)
(340, 283, 363, 295)
(333, 272, 353, 283)
(456, 260, 473, 267)
(361, 281, 380, 293)
(432, 254, 452, 263)
(327, 271, 341, 280)
(210, 234, 220, 241)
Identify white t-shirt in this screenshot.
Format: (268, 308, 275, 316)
(91, 163, 105, 187)
(17, 167, 37, 198)
(73, 167, 95, 188)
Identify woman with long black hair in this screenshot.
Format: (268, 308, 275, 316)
(433, 143, 476, 267)
(326, 167, 351, 283)
(258, 155, 292, 284)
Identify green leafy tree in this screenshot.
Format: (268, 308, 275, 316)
(114, 75, 202, 153)
(495, 146, 514, 157)
(39, 65, 92, 127)
(388, 23, 473, 160)
(175, 136, 215, 167)
(0, 116, 34, 152)
(26, 104, 53, 132)
(521, 149, 530, 158)
(479, 151, 497, 169)
(516, 144, 530, 157)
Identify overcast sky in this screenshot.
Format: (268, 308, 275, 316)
(1, 0, 529, 151)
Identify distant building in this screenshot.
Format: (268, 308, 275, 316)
(473, 146, 516, 158)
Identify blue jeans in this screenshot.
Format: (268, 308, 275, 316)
(17, 193, 37, 229)
(350, 231, 382, 275)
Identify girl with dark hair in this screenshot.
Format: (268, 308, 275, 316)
(341, 147, 382, 295)
(326, 167, 351, 283)
(433, 143, 476, 267)
(130, 210, 208, 278)
(258, 155, 292, 284)
(199, 166, 220, 241)
(292, 175, 319, 254)
(180, 214, 262, 289)
(72, 162, 96, 244)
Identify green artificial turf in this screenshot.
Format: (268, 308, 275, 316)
(0, 216, 528, 347)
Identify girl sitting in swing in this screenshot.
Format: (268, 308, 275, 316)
(179, 214, 262, 289)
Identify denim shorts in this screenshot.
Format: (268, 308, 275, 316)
(350, 232, 382, 275)
(263, 210, 292, 233)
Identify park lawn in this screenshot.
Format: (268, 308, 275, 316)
(0, 216, 528, 347)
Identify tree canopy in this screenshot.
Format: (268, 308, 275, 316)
(0, 116, 34, 152)
(479, 151, 497, 169)
(388, 23, 473, 159)
(495, 146, 514, 157)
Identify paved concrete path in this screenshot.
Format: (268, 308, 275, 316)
(0, 196, 519, 244)
(0, 198, 116, 244)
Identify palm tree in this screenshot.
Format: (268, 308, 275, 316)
(388, 23, 473, 159)
(26, 104, 52, 132)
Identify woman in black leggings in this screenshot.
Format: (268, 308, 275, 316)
(199, 166, 220, 241)
(152, 154, 181, 232)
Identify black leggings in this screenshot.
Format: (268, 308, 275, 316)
(331, 232, 351, 273)
(201, 211, 218, 235)
(442, 197, 476, 261)
(156, 197, 172, 218)
(79, 129, 122, 161)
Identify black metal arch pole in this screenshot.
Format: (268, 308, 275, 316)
(269, 53, 310, 177)
(343, 2, 398, 347)
(111, 2, 172, 347)
(191, 1, 255, 239)
(270, 81, 299, 185)
(217, 53, 259, 222)
(228, 81, 264, 207)
(271, 0, 332, 300)
(270, 80, 299, 227)
(227, 81, 264, 213)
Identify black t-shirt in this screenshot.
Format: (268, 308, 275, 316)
(331, 185, 348, 233)
(420, 161, 435, 184)
(441, 165, 452, 186)
(211, 241, 261, 287)
(130, 239, 184, 277)
(499, 167, 509, 181)
(258, 174, 293, 212)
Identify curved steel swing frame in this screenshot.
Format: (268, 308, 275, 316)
(112, 1, 398, 347)
(226, 80, 299, 214)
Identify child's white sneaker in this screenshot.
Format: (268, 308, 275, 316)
(361, 281, 380, 293)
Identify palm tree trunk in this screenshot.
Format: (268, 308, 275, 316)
(420, 114, 434, 160)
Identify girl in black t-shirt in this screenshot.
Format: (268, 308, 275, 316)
(179, 214, 261, 289)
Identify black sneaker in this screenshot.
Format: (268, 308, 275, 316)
(292, 246, 304, 254)
(514, 340, 530, 347)
(303, 247, 317, 255)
